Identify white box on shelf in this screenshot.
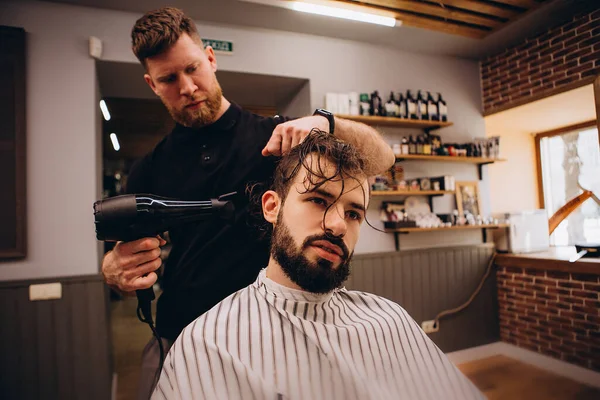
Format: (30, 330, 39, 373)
(325, 93, 339, 114)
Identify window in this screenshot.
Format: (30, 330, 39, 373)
(536, 121, 600, 246)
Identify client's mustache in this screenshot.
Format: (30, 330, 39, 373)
(302, 234, 350, 261)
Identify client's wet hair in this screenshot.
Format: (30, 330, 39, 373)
(248, 129, 378, 239)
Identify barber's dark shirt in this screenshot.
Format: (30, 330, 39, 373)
(126, 103, 292, 340)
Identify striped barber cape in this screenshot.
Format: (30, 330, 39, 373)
(153, 269, 484, 400)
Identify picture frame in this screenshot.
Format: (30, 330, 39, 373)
(455, 181, 482, 217)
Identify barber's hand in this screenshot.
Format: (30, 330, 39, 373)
(262, 115, 329, 157)
(101, 236, 167, 294)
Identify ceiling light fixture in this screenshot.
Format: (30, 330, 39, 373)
(100, 100, 111, 121)
(110, 133, 120, 151)
(290, 1, 397, 27)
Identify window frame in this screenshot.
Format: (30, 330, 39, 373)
(534, 119, 598, 210)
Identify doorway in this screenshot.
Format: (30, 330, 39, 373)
(96, 59, 310, 399)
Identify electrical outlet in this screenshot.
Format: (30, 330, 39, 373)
(29, 283, 62, 301)
(421, 319, 439, 334)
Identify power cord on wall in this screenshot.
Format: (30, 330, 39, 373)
(429, 252, 497, 332)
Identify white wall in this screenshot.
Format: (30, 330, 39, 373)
(484, 84, 596, 215)
(0, 0, 486, 280)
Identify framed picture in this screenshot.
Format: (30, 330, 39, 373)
(455, 181, 482, 217)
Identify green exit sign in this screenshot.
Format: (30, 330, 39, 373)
(202, 39, 233, 54)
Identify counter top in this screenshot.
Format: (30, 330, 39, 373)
(495, 246, 600, 274)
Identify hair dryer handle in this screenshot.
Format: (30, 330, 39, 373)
(136, 287, 156, 323)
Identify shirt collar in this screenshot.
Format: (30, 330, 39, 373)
(255, 268, 335, 303)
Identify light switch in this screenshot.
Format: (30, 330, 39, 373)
(29, 283, 62, 301)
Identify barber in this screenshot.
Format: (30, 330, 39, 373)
(100, 6, 394, 400)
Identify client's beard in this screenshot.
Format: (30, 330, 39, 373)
(165, 75, 223, 128)
(271, 218, 352, 294)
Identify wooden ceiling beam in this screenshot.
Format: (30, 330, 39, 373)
(342, 0, 504, 28)
(391, 10, 489, 38)
(433, 0, 521, 19)
(487, 0, 539, 8)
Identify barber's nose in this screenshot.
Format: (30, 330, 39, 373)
(322, 205, 347, 238)
(179, 75, 198, 96)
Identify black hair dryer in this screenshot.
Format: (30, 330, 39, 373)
(93, 192, 236, 325)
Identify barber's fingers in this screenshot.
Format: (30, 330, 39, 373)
(124, 258, 162, 290)
(262, 128, 283, 156)
(280, 127, 293, 155)
(129, 271, 158, 291)
(118, 237, 164, 255)
(123, 248, 162, 275)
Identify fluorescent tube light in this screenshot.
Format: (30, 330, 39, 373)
(100, 100, 111, 121)
(290, 1, 396, 27)
(110, 133, 120, 151)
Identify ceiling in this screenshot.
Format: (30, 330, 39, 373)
(40, 0, 595, 59)
(336, 0, 551, 39)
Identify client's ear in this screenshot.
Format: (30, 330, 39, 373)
(262, 190, 280, 224)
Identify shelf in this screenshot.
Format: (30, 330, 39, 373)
(336, 114, 452, 130)
(395, 154, 506, 164)
(386, 224, 510, 251)
(386, 224, 509, 233)
(372, 190, 453, 196)
(395, 154, 506, 180)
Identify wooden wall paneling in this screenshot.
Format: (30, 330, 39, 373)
(0, 276, 112, 400)
(348, 245, 499, 353)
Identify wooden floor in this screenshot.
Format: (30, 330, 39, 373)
(111, 296, 600, 400)
(457, 354, 600, 400)
(111, 295, 154, 400)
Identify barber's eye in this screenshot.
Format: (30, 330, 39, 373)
(186, 66, 197, 73)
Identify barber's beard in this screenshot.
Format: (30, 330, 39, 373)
(271, 217, 353, 294)
(165, 76, 223, 128)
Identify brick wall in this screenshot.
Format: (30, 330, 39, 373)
(481, 7, 600, 115)
(497, 266, 600, 372)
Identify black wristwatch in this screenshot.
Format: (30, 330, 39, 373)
(313, 108, 335, 134)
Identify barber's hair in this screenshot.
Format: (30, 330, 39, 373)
(272, 129, 367, 201)
(131, 7, 201, 67)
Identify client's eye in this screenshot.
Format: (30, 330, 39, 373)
(308, 197, 327, 207)
(347, 211, 362, 221)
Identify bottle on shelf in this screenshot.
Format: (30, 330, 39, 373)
(431, 134, 441, 155)
(423, 134, 432, 155)
(417, 90, 428, 120)
(416, 135, 424, 155)
(397, 93, 406, 119)
(437, 93, 448, 122)
(401, 136, 409, 155)
(406, 90, 418, 120)
(427, 92, 438, 121)
(384, 91, 398, 117)
(370, 91, 383, 116)
(408, 135, 416, 154)
(359, 93, 370, 116)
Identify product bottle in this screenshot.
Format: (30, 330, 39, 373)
(423, 134, 432, 155)
(359, 93, 370, 116)
(437, 93, 448, 122)
(416, 135, 424, 155)
(427, 92, 438, 121)
(398, 93, 406, 119)
(385, 91, 397, 117)
(417, 90, 428, 120)
(408, 135, 416, 154)
(401, 136, 409, 154)
(406, 90, 418, 120)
